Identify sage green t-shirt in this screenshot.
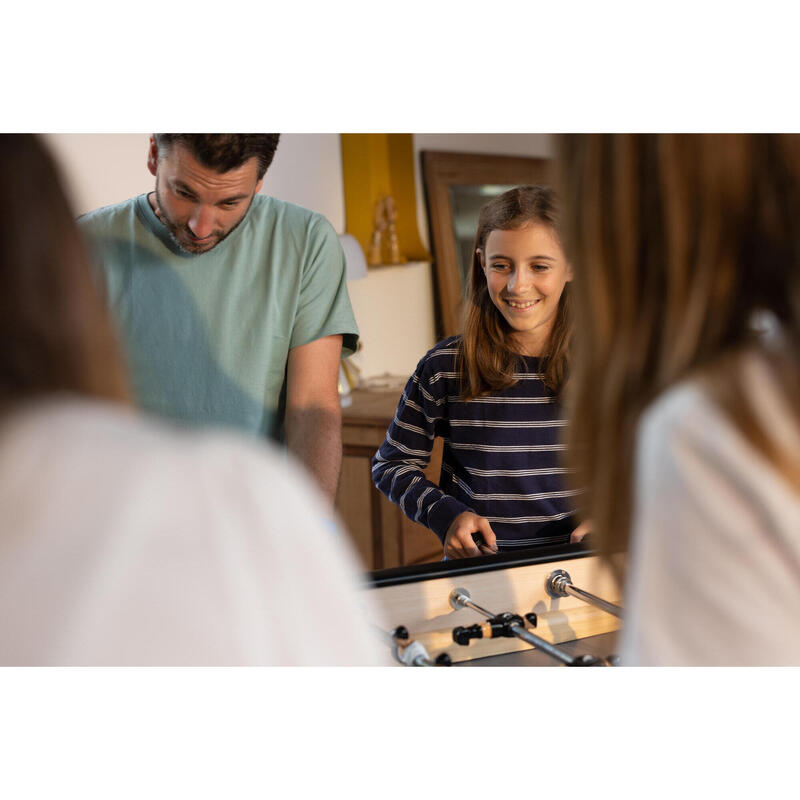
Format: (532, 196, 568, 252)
(80, 194, 358, 441)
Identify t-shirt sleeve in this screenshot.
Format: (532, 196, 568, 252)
(290, 214, 359, 356)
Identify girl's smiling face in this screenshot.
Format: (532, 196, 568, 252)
(479, 223, 572, 356)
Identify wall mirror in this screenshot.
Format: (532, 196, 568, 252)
(421, 150, 551, 337)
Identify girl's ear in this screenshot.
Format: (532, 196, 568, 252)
(565, 261, 574, 282)
(477, 248, 486, 270)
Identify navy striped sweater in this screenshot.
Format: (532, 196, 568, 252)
(371, 336, 580, 550)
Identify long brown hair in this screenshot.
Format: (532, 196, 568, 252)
(0, 134, 130, 411)
(558, 134, 800, 568)
(459, 185, 573, 399)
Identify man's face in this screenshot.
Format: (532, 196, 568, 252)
(148, 138, 263, 254)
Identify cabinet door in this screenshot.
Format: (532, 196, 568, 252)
(336, 449, 380, 570)
(336, 438, 444, 570)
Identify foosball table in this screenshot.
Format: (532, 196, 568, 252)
(366, 542, 622, 666)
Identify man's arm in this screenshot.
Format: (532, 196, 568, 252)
(285, 334, 344, 505)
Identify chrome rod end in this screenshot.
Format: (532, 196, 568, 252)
(545, 569, 571, 598)
(449, 587, 471, 610)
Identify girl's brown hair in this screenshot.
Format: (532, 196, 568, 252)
(459, 185, 572, 400)
(557, 134, 800, 569)
(0, 134, 130, 411)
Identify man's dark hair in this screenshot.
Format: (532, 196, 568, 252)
(154, 134, 280, 180)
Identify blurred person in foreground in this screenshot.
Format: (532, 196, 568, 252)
(559, 134, 800, 665)
(0, 134, 385, 666)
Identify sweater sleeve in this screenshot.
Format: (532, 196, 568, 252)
(371, 352, 472, 542)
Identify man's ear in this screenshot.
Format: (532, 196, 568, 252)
(146, 135, 159, 177)
(254, 177, 264, 195)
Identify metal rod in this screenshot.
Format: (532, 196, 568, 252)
(458, 597, 496, 620)
(506, 624, 576, 665)
(449, 587, 577, 666)
(545, 570, 623, 618)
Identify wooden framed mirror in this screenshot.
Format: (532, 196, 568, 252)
(421, 150, 551, 337)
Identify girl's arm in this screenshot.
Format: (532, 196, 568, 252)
(371, 362, 470, 544)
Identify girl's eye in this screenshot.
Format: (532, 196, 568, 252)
(532, 263, 550, 272)
(490, 262, 510, 271)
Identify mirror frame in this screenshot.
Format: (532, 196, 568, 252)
(420, 150, 552, 338)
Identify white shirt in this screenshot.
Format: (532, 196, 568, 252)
(0, 398, 389, 665)
(622, 352, 800, 665)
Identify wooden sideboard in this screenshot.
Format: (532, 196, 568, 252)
(335, 387, 443, 571)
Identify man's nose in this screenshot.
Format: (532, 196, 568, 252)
(187, 206, 215, 239)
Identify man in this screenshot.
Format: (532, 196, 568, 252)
(79, 134, 357, 503)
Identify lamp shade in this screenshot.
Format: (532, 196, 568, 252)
(339, 233, 368, 282)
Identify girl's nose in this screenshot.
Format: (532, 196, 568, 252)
(508, 267, 532, 294)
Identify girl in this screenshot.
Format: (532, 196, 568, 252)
(559, 134, 800, 664)
(372, 185, 583, 559)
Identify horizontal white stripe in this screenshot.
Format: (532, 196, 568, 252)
(449, 396, 554, 404)
(487, 511, 573, 524)
(449, 418, 567, 428)
(498, 535, 570, 547)
(429, 370, 544, 382)
(399, 396, 439, 426)
(376, 434, 431, 459)
(374, 462, 425, 480)
(464, 466, 572, 476)
(448, 441, 565, 453)
(450, 473, 580, 502)
(393, 416, 434, 439)
(427, 371, 459, 383)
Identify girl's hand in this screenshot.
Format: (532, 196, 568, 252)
(570, 520, 592, 544)
(444, 512, 498, 559)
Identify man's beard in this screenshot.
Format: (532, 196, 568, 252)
(153, 177, 251, 254)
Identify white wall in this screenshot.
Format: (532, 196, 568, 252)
(45, 132, 553, 238)
(260, 134, 345, 231)
(44, 134, 152, 215)
(347, 261, 436, 379)
(44, 133, 553, 380)
(44, 133, 346, 225)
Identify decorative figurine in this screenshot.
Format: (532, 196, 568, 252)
(384, 195, 406, 265)
(367, 196, 387, 266)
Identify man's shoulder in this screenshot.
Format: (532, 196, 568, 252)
(78, 195, 142, 234)
(248, 194, 334, 237)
